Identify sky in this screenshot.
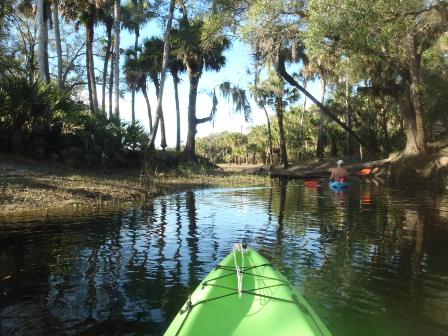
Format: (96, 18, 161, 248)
(102, 20, 322, 149)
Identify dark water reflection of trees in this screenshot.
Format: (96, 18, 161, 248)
(1, 181, 448, 336)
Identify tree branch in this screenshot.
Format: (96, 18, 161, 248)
(62, 42, 86, 85)
(385, 2, 446, 21)
(357, 83, 403, 98)
(274, 53, 373, 154)
(70, 81, 88, 89)
(196, 114, 213, 124)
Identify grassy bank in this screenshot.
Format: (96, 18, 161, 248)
(0, 157, 269, 215)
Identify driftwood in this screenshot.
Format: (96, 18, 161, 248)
(269, 158, 391, 179)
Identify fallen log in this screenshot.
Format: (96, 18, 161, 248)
(269, 158, 391, 179)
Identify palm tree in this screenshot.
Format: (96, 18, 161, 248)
(168, 52, 186, 151)
(52, 0, 63, 88)
(108, 41, 114, 118)
(121, 0, 155, 120)
(253, 72, 299, 167)
(113, 0, 120, 117)
(97, 1, 114, 113)
(148, 0, 176, 151)
(305, 52, 338, 160)
(37, 0, 50, 83)
(124, 46, 153, 126)
(138, 70, 152, 133)
(141, 37, 165, 145)
(62, 0, 101, 113)
(251, 84, 274, 164)
(171, 18, 230, 160)
(123, 48, 140, 123)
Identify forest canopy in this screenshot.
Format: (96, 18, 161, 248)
(0, 0, 446, 168)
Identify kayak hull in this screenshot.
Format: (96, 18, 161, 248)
(329, 180, 351, 189)
(164, 248, 332, 336)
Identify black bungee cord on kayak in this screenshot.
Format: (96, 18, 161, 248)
(173, 245, 328, 336)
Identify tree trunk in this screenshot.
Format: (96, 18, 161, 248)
(28, 38, 35, 83)
(298, 79, 307, 158)
(317, 77, 326, 160)
(102, 21, 113, 114)
(141, 81, 152, 133)
(86, 31, 94, 113)
(37, 0, 50, 83)
(184, 69, 200, 160)
(346, 80, 353, 155)
(109, 43, 114, 119)
(131, 25, 139, 122)
(275, 95, 288, 167)
(173, 72, 181, 151)
(114, 0, 121, 117)
(149, 0, 176, 148)
(151, 82, 167, 150)
(381, 106, 389, 154)
(398, 92, 420, 155)
(262, 105, 274, 164)
(302, 79, 308, 112)
(131, 89, 136, 123)
(408, 33, 427, 154)
(52, 0, 63, 89)
(160, 102, 167, 150)
(86, 21, 98, 113)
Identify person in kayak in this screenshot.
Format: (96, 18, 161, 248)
(330, 159, 348, 182)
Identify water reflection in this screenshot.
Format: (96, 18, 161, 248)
(1, 182, 448, 336)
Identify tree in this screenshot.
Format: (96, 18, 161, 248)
(253, 72, 299, 167)
(142, 36, 165, 144)
(123, 48, 140, 123)
(84, 3, 99, 113)
(113, 0, 120, 117)
(306, 0, 448, 155)
(121, 0, 155, 120)
(37, 0, 50, 83)
(63, 0, 101, 113)
(52, 0, 63, 88)
(148, 0, 176, 151)
(305, 52, 338, 159)
(171, 17, 230, 160)
(135, 47, 153, 132)
(168, 51, 186, 151)
(98, 1, 114, 113)
(226, 0, 372, 155)
(251, 84, 274, 164)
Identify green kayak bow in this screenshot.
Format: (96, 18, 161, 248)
(164, 244, 332, 336)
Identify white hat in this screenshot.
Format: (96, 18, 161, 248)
(337, 160, 344, 166)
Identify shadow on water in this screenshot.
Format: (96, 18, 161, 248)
(1, 181, 448, 336)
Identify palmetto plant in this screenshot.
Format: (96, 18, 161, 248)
(0, 75, 69, 153)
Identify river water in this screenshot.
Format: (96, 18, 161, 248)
(1, 180, 448, 336)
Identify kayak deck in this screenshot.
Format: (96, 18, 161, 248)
(164, 248, 331, 336)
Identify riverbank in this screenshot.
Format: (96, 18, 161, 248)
(3, 147, 447, 215)
(246, 146, 448, 188)
(0, 156, 269, 215)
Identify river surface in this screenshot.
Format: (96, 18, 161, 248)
(1, 180, 448, 336)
